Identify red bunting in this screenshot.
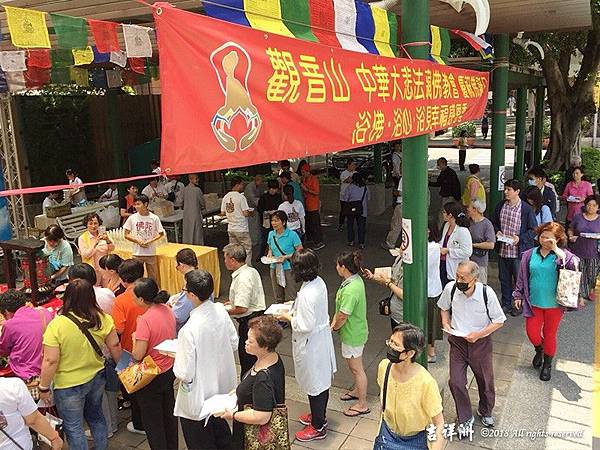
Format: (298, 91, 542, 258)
(128, 57, 145, 74)
(27, 49, 51, 69)
(308, 0, 340, 48)
(24, 67, 50, 88)
(87, 19, 120, 53)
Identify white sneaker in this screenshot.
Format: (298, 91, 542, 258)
(126, 422, 146, 435)
(85, 429, 114, 440)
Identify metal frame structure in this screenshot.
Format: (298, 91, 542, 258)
(0, 95, 27, 238)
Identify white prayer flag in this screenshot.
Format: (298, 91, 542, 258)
(333, 0, 368, 53)
(109, 50, 127, 68)
(6, 71, 25, 92)
(0, 51, 26, 72)
(122, 24, 153, 58)
(106, 69, 123, 88)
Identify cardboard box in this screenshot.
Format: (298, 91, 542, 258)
(149, 199, 175, 218)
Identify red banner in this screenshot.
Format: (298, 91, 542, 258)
(154, 4, 489, 174)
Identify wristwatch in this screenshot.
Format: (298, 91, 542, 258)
(38, 385, 50, 393)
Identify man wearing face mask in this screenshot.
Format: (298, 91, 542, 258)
(437, 261, 506, 432)
(527, 167, 557, 220)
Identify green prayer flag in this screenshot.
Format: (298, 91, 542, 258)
(69, 67, 89, 87)
(51, 49, 73, 68)
(280, 0, 317, 42)
(149, 65, 159, 80)
(388, 11, 398, 56)
(439, 27, 451, 61)
(51, 67, 70, 84)
(50, 13, 88, 49)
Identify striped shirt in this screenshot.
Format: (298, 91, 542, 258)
(499, 200, 521, 258)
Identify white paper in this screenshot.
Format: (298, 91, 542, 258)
(496, 235, 515, 245)
(264, 303, 292, 315)
(200, 393, 237, 422)
(374, 267, 392, 279)
(580, 232, 600, 239)
(443, 328, 469, 337)
(567, 195, 579, 203)
(122, 24, 153, 58)
(154, 339, 177, 355)
(261, 256, 280, 265)
(388, 248, 401, 257)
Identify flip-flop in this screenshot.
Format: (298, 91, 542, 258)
(340, 393, 359, 401)
(343, 407, 371, 417)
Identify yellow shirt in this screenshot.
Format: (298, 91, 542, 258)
(462, 175, 486, 207)
(43, 313, 114, 389)
(377, 359, 443, 436)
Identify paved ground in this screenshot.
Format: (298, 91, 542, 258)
(104, 143, 593, 450)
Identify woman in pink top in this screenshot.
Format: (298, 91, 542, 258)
(132, 278, 178, 450)
(562, 167, 593, 227)
(78, 213, 115, 277)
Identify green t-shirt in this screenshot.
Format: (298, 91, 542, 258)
(335, 275, 368, 347)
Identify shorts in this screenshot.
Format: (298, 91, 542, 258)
(341, 343, 364, 359)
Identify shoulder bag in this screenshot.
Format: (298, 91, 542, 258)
(342, 187, 367, 217)
(378, 293, 392, 316)
(243, 368, 290, 450)
(556, 259, 581, 309)
(63, 313, 120, 392)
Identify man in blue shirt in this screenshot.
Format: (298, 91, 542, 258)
(279, 171, 304, 205)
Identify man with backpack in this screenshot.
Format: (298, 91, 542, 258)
(437, 261, 506, 433)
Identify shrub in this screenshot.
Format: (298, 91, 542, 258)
(582, 147, 600, 183)
(452, 122, 477, 138)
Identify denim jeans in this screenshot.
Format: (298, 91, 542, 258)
(498, 257, 521, 309)
(54, 370, 108, 450)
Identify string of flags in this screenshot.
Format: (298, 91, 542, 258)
(0, 6, 158, 93)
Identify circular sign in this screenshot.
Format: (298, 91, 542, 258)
(400, 226, 410, 252)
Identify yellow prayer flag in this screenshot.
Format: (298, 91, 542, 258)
(69, 67, 89, 87)
(244, 0, 294, 38)
(72, 46, 94, 66)
(594, 78, 600, 109)
(370, 5, 395, 57)
(5, 6, 51, 48)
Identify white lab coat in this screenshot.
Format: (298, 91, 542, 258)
(440, 223, 473, 281)
(290, 276, 336, 396)
(173, 301, 238, 421)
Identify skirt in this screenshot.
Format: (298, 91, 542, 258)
(373, 420, 427, 450)
(579, 257, 600, 299)
(427, 297, 443, 344)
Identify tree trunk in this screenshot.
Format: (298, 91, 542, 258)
(545, 107, 582, 170)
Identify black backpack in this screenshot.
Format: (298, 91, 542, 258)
(450, 283, 492, 322)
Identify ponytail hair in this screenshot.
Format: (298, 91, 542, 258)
(336, 250, 363, 275)
(133, 278, 170, 304)
(443, 201, 470, 228)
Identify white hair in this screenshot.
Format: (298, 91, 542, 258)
(471, 199, 487, 214)
(458, 260, 480, 280)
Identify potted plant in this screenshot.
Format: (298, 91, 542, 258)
(543, 117, 550, 149)
(452, 122, 477, 147)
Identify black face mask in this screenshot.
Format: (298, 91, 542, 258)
(386, 346, 410, 364)
(456, 281, 471, 292)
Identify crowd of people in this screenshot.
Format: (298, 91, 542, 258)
(0, 156, 595, 450)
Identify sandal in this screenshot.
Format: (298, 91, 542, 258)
(340, 392, 359, 401)
(343, 407, 371, 417)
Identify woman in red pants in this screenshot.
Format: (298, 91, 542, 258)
(513, 222, 580, 381)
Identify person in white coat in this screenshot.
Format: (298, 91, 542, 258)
(439, 202, 473, 287)
(276, 249, 336, 443)
(174, 269, 239, 450)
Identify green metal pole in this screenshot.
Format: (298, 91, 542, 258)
(489, 34, 510, 215)
(373, 145, 383, 183)
(401, 0, 429, 367)
(533, 87, 545, 166)
(514, 87, 528, 180)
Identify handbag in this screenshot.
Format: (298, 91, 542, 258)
(342, 187, 367, 217)
(556, 260, 581, 308)
(378, 293, 392, 316)
(118, 355, 160, 394)
(243, 369, 290, 450)
(63, 313, 118, 389)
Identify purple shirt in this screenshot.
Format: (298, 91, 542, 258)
(0, 307, 53, 379)
(570, 213, 600, 259)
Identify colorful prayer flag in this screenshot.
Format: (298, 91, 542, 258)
(308, 0, 340, 48)
(122, 70, 138, 87)
(88, 19, 120, 53)
(69, 67, 89, 86)
(388, 11, 399, 56)
(6, 71, 26, 92)
(91, 69, 107, 88)
(51, 49, 73, 68)
(25, 67, 50, 89)
(128, 57, 145, 74)
(243, 0, 294, 37)
(0, 51, 26, 72)
(354, 0, 378, 54)
(109, 50, 127, 68)
(106, 69, 123, 88)
(93, 46, 110, 63)
(51, 67, 70, 84)
(5, 6, 51, 48)
(50, 13, 88, 49)
(280, 0, 317, 42)
(431, 26, 451, 65)
(27, 49, 51, 69)
(72, 46, 94, 66)
(123, 24, 153, 58)
(333, 0, 367, 53)
(370, 4, 394, 57)
(202, 0, 250, 27)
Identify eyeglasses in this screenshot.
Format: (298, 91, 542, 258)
(385, 339, 406, 352)
(181, 288, 188, 292)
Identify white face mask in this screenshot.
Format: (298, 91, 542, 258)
(528, 179, 536, 186)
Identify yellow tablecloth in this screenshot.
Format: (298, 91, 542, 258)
(113, 243, 221, 297)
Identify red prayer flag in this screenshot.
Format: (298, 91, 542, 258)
(128, 57, 145, 74)
(24, 67, 50, 88)
(88, 19, 120, 53)
(308, 0, 340, 48)
(27, 49, 51, 69)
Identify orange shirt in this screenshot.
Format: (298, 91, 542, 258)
(303, 175, 320, 212)
(111, 287, 145, 352)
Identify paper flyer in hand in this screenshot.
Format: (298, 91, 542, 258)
(496, 235, 515, 245)
(154, 339, 177, 356)
(200, 393, 238, 423)
(374, 267, 392, 279)
(264, 303, 292, 315)
(443, 328, 469, 337)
